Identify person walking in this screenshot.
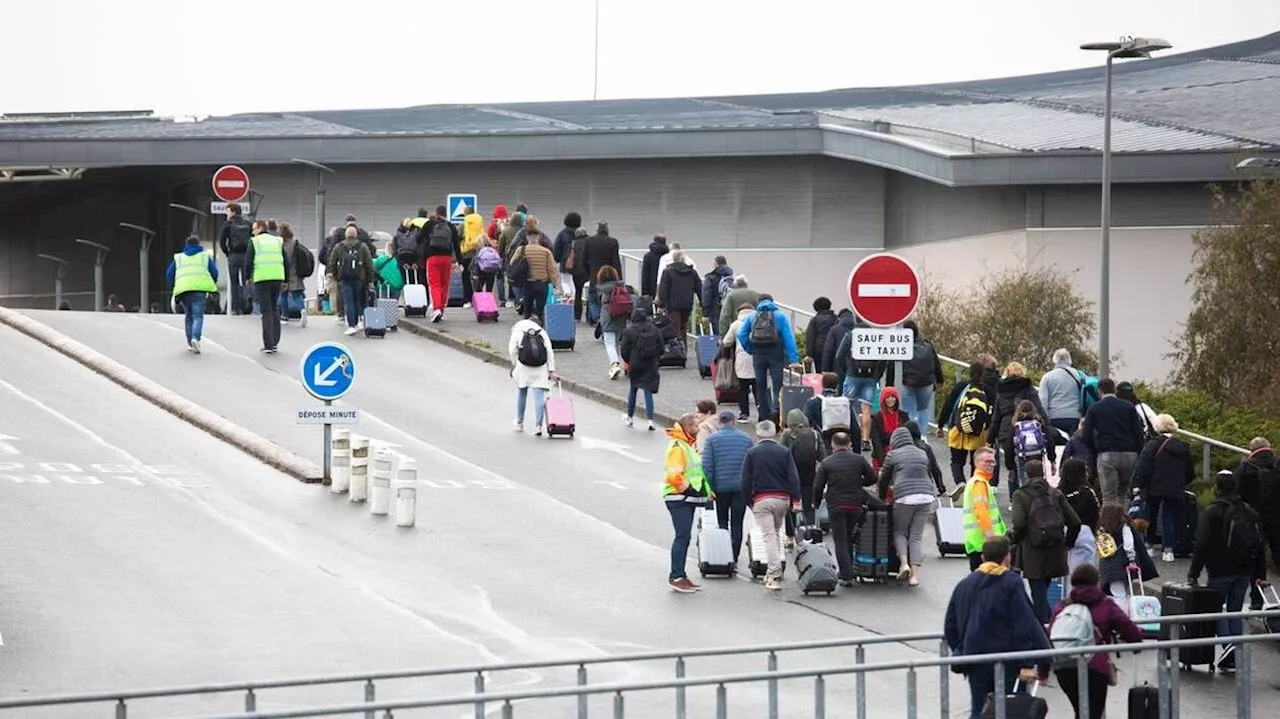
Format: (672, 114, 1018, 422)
(813, 431, 883, 585)
(245, 219, 290, 353)
(165, 235, 219, 353)
(803, 297, 837, 372)
(640, 233, 669, 300)
(988, 362, 1048, 492)
(508, 317, 557, 435)
(736, 296, 800, 423)
(422, 205, 462, 322)
(741, 420, 803, 591)
(702, 409, 754, 566)
(594, 266, 629, 379)
(552, 212, 581, 298)
(898, 319, 944, 431)
(619, 308, 663, 430)
(663, 412, 712, 593)
(1010, 460, 1082, 624)
(657, 248, 701, 347)
(1131, 413, 1195, 562)
(327, 226, 376, 337)
(961, 447, 1006, 571)
(1082, 378, 1146, 503)
(724, 302, 757, 423)
(718, 275, 761, 342)
(937, 362, 993, 487)
(1039, 348, 1086, 460)
(701, 256, 735, 336)
(581, 220, 620, 325)
(217, 202, 253, 315)
(879, 426, 944, 586)
(277, 222, 308, 326)
(509, 228, 559, 324)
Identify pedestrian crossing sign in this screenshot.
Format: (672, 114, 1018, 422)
(447, 194, 478, 222)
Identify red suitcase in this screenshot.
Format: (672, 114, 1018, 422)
(472, 291, 499, 322)
(545, 383, 575, 439)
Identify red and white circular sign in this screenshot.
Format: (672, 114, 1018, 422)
(847, 253, 920, 328)
(212, 165, 250, 203)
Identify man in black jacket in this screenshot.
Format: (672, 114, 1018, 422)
(821, 309, 854, 377)
(813, 431, 883, 584)
(218, 202, 254, 315)
(658, 249, 701, 347)
(1233, 438, 1280, 609)
(640, 234, 668, 299)
(701, 256, 734, 336)
(1082, 377, 1146, 503)
(741, 420, 803, 591)
(804, 298, 837, 372)
(582, 221, 621, 325)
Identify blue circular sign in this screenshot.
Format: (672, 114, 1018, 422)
(300, 342, 356, 401)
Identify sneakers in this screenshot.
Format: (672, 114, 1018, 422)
(186, 340, 196, 353)
(344, 326, 359, 336)
(623, 415, 634, 427)
(647, 420, 656, 431)
(535, 424, 544, 437)
(608, 363, 622, 380)
(896, 565, 911, 581)
(737, 413, 750, 423)
(190, 340, 202, 355)
(513, 420, 523, 432)
(463, 302, 472, 309)
(335, 316, 346, 326)
(430, 309, 443, 323)
(669, 578, 699, 593)
(764, 576, 782, 591)
(1162, 549, 1175, 563)
(300, 313, 308, 328)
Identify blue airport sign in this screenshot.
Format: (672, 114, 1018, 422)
(446, 193, 478, 222)
(300, 342, 356, 401)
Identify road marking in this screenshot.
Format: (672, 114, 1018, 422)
(595, 481, 628, 490)
(579, 436, 651, 463)
(0, 462, 204, 487)
(0, 433, 20, 455)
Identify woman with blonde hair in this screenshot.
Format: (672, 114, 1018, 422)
(987, 361, 1047, 492)
(1131, 413, 1195, 562)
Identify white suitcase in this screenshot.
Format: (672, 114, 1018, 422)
(746, 513, 786, 578)
(934, 494, 966, 557)
(697, 508, 735, 577)
(402, 265, 428, 317)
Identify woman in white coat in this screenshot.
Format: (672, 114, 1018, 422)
(508, 318, 558, 436)
(723, 302, 756, 423)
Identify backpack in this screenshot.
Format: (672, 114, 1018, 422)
(788, 428, 821, 470)
(338, 243, 362, 281)
(955, 385, 992, 436)
(427, 221, 453, 253)
(1080, 375, 1101, 415)
(607, 284, 634, 319)
(636, 325, 664, 361)
(225, 218, 252, 254)
(1096, 529, 1118, 559)
(517, 328, 548, 367)
(749, 309, 780, 347)
(1027, 488, 1066, 549)
(820, 395, 852, 431)
(394, 230, 419, 260)
(293, 243, 316, 279)
(1219, 500, 1263, 556)
(1013, 418, 1046, 458)
(475, 246, 501, 273)
(717, 274, 735, 304)
(901, 339, 936, 387)
(1049, 603, 1098, 668)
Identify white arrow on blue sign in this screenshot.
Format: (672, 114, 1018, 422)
(446, 193, 478, 222)
(300, 342, 356, 401)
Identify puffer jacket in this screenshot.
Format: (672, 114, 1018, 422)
(878, 427, 939, 501)
(1132, 434, 1194, 499)
(513, 241, 560, 286)
(804, 310, 837, 371)
(988, 375, 1048, 445)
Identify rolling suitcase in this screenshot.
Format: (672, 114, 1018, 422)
(934, 493, 966, 557)
(1160, 581, 1219, 670)
(1128, 568, 1162, 638)
(778, 372, 811, 426)
(658, 338, 688, 368)
(1174, 490, 1197, 558)
(448, 267, 466, 307)
(694, 321, 718, 378)
(795, 537, 840, 595)
(746, 516, 786, 579)
(402, 265, 428, 317)
(1128, 683, 1160, 719)
(472, 291, 499, 322)
(376, 285, 398, 332)
(711, 349, 739, 405)
(852, 507, 892, 582)
(363, 297, 387, 338)
(697, 508, 735, 577)
(980, 680, 1047, 719)
(545, 302, 575, 350)
(800, 359, 823, 397)
(544, 382, 576, 438)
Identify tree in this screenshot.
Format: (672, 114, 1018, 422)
(1175, 179, 1280, 416)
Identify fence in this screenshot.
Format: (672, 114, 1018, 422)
(5, 611, 1275, 718)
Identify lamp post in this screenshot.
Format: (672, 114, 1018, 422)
(36, 254, 69, 309)
(75, 239, 111, 312)
(1080, 36, 1172, 379)
(169, 202, 208, 238)
(119, 222, 157, 313)
(290, 158, 336, 264)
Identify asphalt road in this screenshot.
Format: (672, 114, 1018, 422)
(3, 309, 1276, 717)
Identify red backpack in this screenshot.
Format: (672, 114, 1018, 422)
(607, 285, 634, 319)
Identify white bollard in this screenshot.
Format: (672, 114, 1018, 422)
(394, 459, 417, 528)
(349, 435, 370, 503)
(329, 429, 351, 494)
(370, 447, 394, 516)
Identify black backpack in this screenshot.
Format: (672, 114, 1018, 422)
(1219, 500, 1263, 556)
(517, 328, 548, 367)
(338, 243, 362, 281)
(225, 218, 252, 253)
(1027, 487, 1066, 549)
(788, 428, 821, 470)
(394, 230, 419, 260)
(902, 339, 936, 387)
(749, 309, 779, 347)
(637, 325, 664, 361)
(427, 222, 453, 253)
(293, 243, 316, 279)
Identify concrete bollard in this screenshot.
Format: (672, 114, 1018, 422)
(394, 459, 417, 528)
(329, 429, 351, 494)
(349, 435, 370, 503)
(370, 447, 394, 516)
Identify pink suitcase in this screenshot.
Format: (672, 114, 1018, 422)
(545, 383, 575, 439)
(472, 291, 499, 322)
(800, 359, 823, 397)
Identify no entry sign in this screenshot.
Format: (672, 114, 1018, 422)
(212, 165, 250, 203)
(847, 253, 920, 328)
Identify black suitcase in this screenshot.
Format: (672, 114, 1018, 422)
(1174, 490, 1197, 558)
(658, 339, 687, 368)
(1127, 683, 1160, 718)
(851, 508, 893, 582)
(980, 680, 1048, 719)
(1160, 582, 1219, 669)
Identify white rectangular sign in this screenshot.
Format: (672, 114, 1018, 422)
(296, 406, 360, 425)
(851, 329, 915, 361)
(210, 201, 252, 214)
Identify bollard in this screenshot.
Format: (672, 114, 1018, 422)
(394, 460, 417, 527)
(349, 435, 370, 503)
(370, 447, 394, 516)
(330, 429, 351, 494)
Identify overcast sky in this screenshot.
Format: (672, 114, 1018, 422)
(5, 0, 1278, 117)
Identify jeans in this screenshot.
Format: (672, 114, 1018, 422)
(495, 268, 507, 303)
(843, 376, 878, 408)
(1027, 577, 1052, 625)
(523, 280, 548, 323)
(627, 386, 654, 420)
(226, 252, 248, 314)
(516, 386, 547, 426)
(829, 508, 861, 580)
(572, 274, 587, 321)
(1159, 495, 1183, 552)
(753, 354, 786, 420)
(949, 447, 976, 487)
(602, 331, 620, 364)
(1055, 667, 1109, 719)
(713, 491, 748, 562)
(1206, 575, 1249, 639)
(253, 281, 282, 349)
(277, 288, 305, 318)
(586, 283, 602, 324)
(751, 496, 790, 580)
(1097, 451, 1138, 504)
(459, 255, 474, 303)
(425, 255, 454, 312)
(339, 280, 363, 328)
(965, 663, 1017, 719)
(737, 378, 755, 417)
(892, 501, 935, 567)
(901, 384, 935, 432)
(177, 291, 206, 343)
(666, 500, 697, 581)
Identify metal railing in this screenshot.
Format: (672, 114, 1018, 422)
(187, 610, 1279, 719)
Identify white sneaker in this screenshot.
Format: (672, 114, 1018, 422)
(463, 302, 472, 309)
(513, 420, 523, 432)
(608, 363, 622, 380)
(335, 316, 346, 326)
(430, 309, 443, 323)
(647, 420, 657, 431)
(344, 326, 359, 336)
(623, 415, 634, 427)
(191, 340, 202, 355)
(1162, 550, 1175, 563)
(185, 341, 195, 353)
(300, 313, 308, 328)
(535, 425, 544, 437)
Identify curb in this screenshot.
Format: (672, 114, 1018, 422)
(0, 307, 323, 483)
(396, 320, 682, 427)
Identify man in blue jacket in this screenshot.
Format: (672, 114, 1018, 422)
(741, 420, 802, 591)
(701, 409, 754, 564)
(737, 295, 800, 422)
(944, 535, 1049, 719)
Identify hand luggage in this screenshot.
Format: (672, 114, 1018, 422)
(816, 500, 830, 533)
(545, 302, 575, 351)
(795, 536, 840, 595)
(1046, 577, 1066, 609)
(778, 372, 811, 426)
(800, 359, 823, 397)
(376, 285, 399, 332)
(746, 515, 786, 579)
(635, 295, 655, 318)
(933, 493, 966, 558)
(1128, 568, 1162, 638)
(658, 338, 688, 368)
(1128, 683, 1160, 719)
(851, 507, 893, 582)
(448, 266, 466, 307)
(283, 291, 305, 320)
(402, 265, 428, 317)
(694, 321, 718, 378)
(363, 304, 387, 338)
(711, 348, 739, 404)
(544, 382, 576, 439)
(697, 508, 735, 577)
(980, 680, 1047, 719)
(472, 290, 499, 322)
(1174, 489, 1197, 558)
(1258, 583, 1280, 634)
(1160, 581, 1219, 670)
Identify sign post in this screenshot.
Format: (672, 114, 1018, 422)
(299, 342, 358, 483)
(446, 193, 478, 223)
(847, 252, 922, 397)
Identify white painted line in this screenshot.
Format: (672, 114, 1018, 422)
(857, 283, 911, 298)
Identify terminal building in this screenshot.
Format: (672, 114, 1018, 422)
(1, 32, 1277, 379)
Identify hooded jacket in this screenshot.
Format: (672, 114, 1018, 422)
(619, 309, 663, 393)
(869, 387, 909, 464)
(988, 375, 1048, 445)
(595, 279, 630, 334)
(879, 427, 940, 501)
(165, 243, 220, 289)
(822, 312, 854, 377)
(945, 561, 1051, 662)
(1132, 434, 1194, 499)
(741, 438, 802, 506)
(719, 286, 762, 336)
(814, 448, 881, 511)
(640, 240, 669, 298)
(462, 213, 486, 256)
(701, 264, 735, 317)
(736, 299, 799, 362)
(1010, 474, 1082, 579)
(658, 260, 701, 313)
(1189, 494, 1267, 580)
(487, 204, 509, 240)
(702, 424, 753, 493)
(1049, 584, 1144, 676)
(1233, 447, 1278, 515)
(804, 310, 838, 371)
(781, 408, 826, 484)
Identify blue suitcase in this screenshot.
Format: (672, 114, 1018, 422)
(448, 268, 466, 308)
(695, 333, 718, 378)
(545, 302, 575, 351)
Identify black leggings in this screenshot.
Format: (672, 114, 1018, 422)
(1054, 668, 1109, 719)
(737, 378, 755, 417)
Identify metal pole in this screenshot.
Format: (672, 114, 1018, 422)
(938, 639, 949, 719)
(474, 671, 485, 719)
(767, 650, 779, 719)
(323, 401, 333, 484)
(592, 0, 600, 100)
(1157, 648, 1170, 719)
(115, 699, 127, 719)
(1201, 443, 1211, 485)
(1170, 621, 1181, 718)
(855, 644, 866, 719)
(577, 664, 588, 719)
(675, 656, 686, 719)
(813, 674, 825, 719)
(1077, 654, 1090, 719)
(906, 667, 917, 719)
(612, 691, 624, 719)
(121, 223, 156, 313)
(364, 680, 376, 719)
(54, 273, 63, 309)
(994, 662, 1006, 719)
(716, 684, 727, 719)
(1237, 640, 1251, 718)
(94, 262, 104, 311)
(1098, 53, 1114, 378)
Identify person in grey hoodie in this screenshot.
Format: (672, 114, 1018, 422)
(879, 426, 943, 586)
(1038, 348, 1086, 460)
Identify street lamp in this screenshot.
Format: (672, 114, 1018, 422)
(169, 202, 208, 238)
(119, 222, 156, 313)
(75, 238, 111, 312)
(36, 254, 69, 309)
(1080, 36, 1172, 379)
(290, 158, 336, 262)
